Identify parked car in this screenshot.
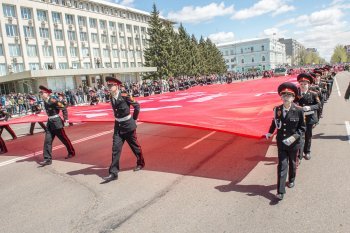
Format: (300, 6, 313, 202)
(273, 68, 287, 77)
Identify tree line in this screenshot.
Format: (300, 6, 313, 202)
(143, 4, 227, 80)
(330, 45, 349, 64)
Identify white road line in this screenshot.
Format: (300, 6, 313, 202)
(0, 122, 144, 167)
(183, 131, 216, 149)
(345, 121, 350, 144)
(334, 77, 341, 97)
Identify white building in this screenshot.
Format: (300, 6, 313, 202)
(217, 38, 287, 72)
(0, 0, 162, 93)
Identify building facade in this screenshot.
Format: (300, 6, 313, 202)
(278, 38, 305, 66)
(0, 0, 159, 93)
(217, 38, 287, 72)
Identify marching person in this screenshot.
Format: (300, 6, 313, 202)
(0, 108, 17, 140)
(28, 96, 46, 135)
(38, 86, 75, 166)
(296, 73, 321, 161)
(102, 76, 145, 182)
(265, 82, 306, 200)
(58, 92, 74, 127)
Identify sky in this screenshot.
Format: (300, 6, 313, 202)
(105, 0, 350, 61)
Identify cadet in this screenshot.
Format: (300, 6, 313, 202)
(28, 96, 47, 135)
(153, 81, 162, 94)
(168, 80, 176, 92)
(142, 83, 150, 97)
(0, 108, 17, 140)
(296, 73, 321, 161)
(102, 77, 145, 182)
(265, 82, 306, 200)
(38, 86, 75, 166)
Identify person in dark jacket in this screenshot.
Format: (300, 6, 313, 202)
(38, 86, 75, 166)
(28, 96, 46, 135)
(102, 77, 145, 182)
(265, 82, 306, 200)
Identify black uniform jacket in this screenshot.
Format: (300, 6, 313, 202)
(296, 89, 321, 125)
(44, 97, 68, 130)
(111, 92, 140, 134)
(268, 103, 306, 150)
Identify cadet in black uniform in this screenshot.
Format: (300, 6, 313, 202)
(168, 80, 176, 92)
(132, 85, 140, 97)
(266, 82, 306, 200)
(58, 92, 74, 127)
(28, 96, 47, 135)
(142, 83, 150, 97)
(296, 73, 321, 161)
(89, 90, 99, 105)
(153, 81, 162, 94)
(0, 109, 17, 140)
(38, 86, 75, 166)
(102, 77, 145, 182)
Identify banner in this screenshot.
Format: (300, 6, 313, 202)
(1, 76, 298, 138)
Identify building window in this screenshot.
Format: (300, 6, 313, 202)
(39, 28, 49, 38)
(252, 57, 254, 62)
(9, 44, 21, 56)
(127, 37, 133, 47)
(109, 21, 116, 30)
(136, 51, 141, 58)
(104, 62, 111, 68)
(67, 31, 77, 41)
(12, 63, 24, 73)
(126, 24, 132, 33)
(59, 63, 68, 69)
(21, 7, 32, 19)
(52, 12, 61, 23)
(93, 48, 100, 57)
(91, 33, 98, 43)
(99, 20, 106, 29)
(44, 63, 54, 70)
(130, 62, 135, 67)
(128, 51, 134, 58)
(110, 36, 117, 44)
(37, 10, 47, 21)
(42, 46, 52, 56)
(262, 56, 265, 61)
(54, 29, 63, 40)
(137, 62, 143, 67)
(83, 62, 91, 69)
(118, 23, 124, 32)
(65, 14, 74, 24)
(5, 24, 18, 37)
(122, 62, 128, 68)
(56, 46, 66, 57)
(72, 62, 80, 69)
(261, 45, 265, 51)
(80, 32, 87, 41)
(23, 26, 35, 38)
(120, 50, 127, 59)
(230, 58, 235, 62)
(29, 63, 39, 70)
(0, 45, 3, 56)
(241, 59, 244, 64)
(0, 64, 6, 76)
(251, 47, 254, 52)
(27, 45, 38, 57)
(113, 62, 120, 68)
(78, 16, 86, 26)
(89, 18, 97, 28)
(101, 35, 108, 44)
(241, 48, 243, 54)
(230, 50, 234, 55)
(82, 48, 89, 57)
(103, 48, 110, 57)
(112, 49, 118, 58)
(70, 47, 78, 57)
(224, 50, 228, 56)
(3, 4, 16, 17)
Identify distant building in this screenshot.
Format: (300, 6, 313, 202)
(344, 45, 350, 54)
(278, 38, 305, 66)
(306, 48, 317, 53)
(217, 38, 287, 72)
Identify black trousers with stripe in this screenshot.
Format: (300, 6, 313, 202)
(109, 129, 144, 175)
(43, 128, 75, 160)
(0, 125, 17, 139)
(277, 148, 298, 194)
(0, 136, 7, 153)
(29, 122, 47, 135)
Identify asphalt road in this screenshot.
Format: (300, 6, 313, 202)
(0, 72, 349, 233)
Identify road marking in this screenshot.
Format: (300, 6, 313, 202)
(345, 121, 350, 144)
(0, 122, 144, 167)
(183, 131, 216, 149)
(334, 77, 341, 97)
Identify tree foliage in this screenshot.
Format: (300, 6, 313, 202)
(298, 49, 326, 65)
(144, 4, 227, 80)
(331, 45, 348, 64)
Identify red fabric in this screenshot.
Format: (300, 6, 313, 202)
(1, 75, 298, 138)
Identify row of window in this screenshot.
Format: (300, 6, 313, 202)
(0, 43, 143, 59)
(225, 56, 267, 64)
(222, 45, 266, 56)
(3, 4, 149, 34)
(0, 61, 144, 76)
(4, 24, 147, 47)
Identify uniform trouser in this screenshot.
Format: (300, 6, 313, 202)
(303, 124, 313, 154)
(29, 122, 47, 134)
(277, 148, 298, 194)
(43, 128, 75, 160)
(109, 129, 145, 175)
(0, 136, 7, 153)
(0, 125, 17, 139)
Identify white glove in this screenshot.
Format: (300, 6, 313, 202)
(283, 136, 296, 146)
(265, 133, 272, 139)
(302, 106, 311, 111)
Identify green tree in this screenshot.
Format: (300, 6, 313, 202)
(331, 45, 347, 63)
